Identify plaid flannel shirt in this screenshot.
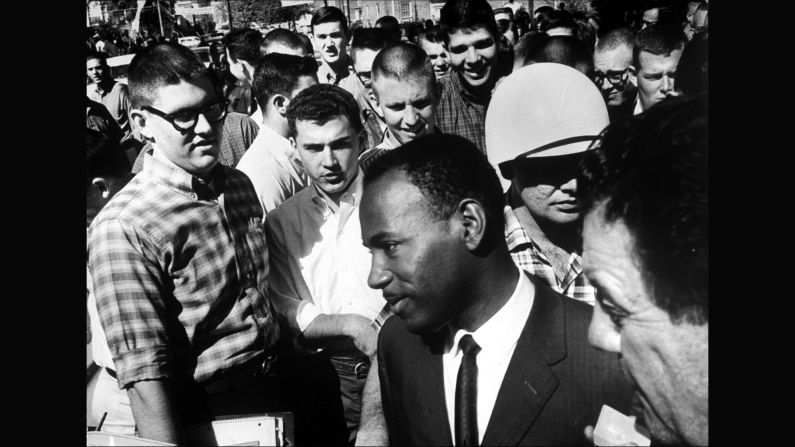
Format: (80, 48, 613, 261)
(88, 153, 280, 389)
(504, 206, 597, 305)
(435, 71, 489, 155)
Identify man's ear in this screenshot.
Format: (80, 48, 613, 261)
(628, 65, 638, 88)
(457, 199, 488, 252)
(272, 94, 289, 115)
(130, 109, 155, 142)
(91, 177, 112, 199)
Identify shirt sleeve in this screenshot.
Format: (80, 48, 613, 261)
(88, 217, 175, 389)
(264, 210, 318, 334)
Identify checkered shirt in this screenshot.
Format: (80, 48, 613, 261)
(88, 153, 280, 389)
(504, 206, 597, 305)
(435, 72, 489, 155)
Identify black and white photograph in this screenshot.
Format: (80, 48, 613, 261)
(85, 0, 708, 445)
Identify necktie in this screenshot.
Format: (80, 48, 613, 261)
(455, 334, 481, 447)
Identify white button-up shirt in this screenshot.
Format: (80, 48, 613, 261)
(442, 268, 534, 444)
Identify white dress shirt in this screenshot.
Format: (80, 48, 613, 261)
(442, 268, 534, 444)
(266, 171, 386, 333)
(236, 124, 308, 213)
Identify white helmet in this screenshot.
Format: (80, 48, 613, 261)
(485, 63, 609, 190)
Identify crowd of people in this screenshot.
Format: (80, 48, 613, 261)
(86, 0, 708, 445)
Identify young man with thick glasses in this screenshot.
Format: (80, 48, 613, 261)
(593, 27, 637, 123)
(87, 42, 347, 445)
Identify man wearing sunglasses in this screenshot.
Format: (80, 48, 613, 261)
(593, 27, 637, 123)
(486, 63, 608, 307)
(88, 43, 347, 444)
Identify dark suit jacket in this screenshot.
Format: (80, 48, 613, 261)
(377, 273, 635, 446)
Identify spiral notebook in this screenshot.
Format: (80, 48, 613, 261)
(185, 412, 293, 446)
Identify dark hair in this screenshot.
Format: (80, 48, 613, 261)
(577, 95, 707, 325)
(595, 26, 634, 52)
(364, 133, 505, 234)
(253, 54, 318, 108)
(633, 23, 687, 69)
(128, 42, 209, 108)
(350, 27, 392, 63)
(514, 9, 532, 36)
(539, 9, 576, 34)
(223, 28, 264, 63)
(419, 24, 445, 44)
(372, 42, 435, 97)
(523, 35, 594, 78)
(311, 6, 350, 39)
(675, 33, 708, 96)
(86, 50, 108, 66)
(439, 0, 499, 45)
(286, 84, 363, 138)
(262, 28, 306, 55)
(375, 15, 401, 43)
(514, 30, 545, 66)
(86, 127, 130, 185)
(402, 21, 424, 44)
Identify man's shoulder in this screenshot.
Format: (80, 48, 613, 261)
(90, 175, 156, 235)
(266, 186, 314, 225)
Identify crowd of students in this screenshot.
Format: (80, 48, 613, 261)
(86, 0, 708, 445)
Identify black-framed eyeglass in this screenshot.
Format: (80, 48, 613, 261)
(355, 69, 373, 87)
(594, 68, 629, 89)
(142, 99, 230, 134)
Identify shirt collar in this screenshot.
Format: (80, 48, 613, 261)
(309, 168, 364, 215)
(503, 205, 534, 251)
(448, 266, 533, 358)
(142, 148, 224, 200)
(633, 95, 645, 115)
(319, 55, 353, 85)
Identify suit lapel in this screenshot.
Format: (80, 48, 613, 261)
(482, 274, 568, 446)
(417, 330, 454, 445)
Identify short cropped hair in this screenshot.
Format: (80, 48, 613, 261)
(311, 6, 349, 38)
(523, 35, 594, 77)
(86, 127, 130, 185)
(633, 23, 687, 68)
(595, 27, 635, 52)
(128, 42, 209, 108)
(364, 133, 505, 235)
(262, 28, 306, 55)
(253, 54, 318, 108)
(372, 42, 435, 98)
(86, 50, 108, 65)
(439, 0, 499, 45)
(349, 27, 392, 63)
(375, 15, 401, 43)
(223, 28, 264, 63)
(297, 33, 315, 56)
(577, 95, 708, 325)
(286, 83, 363, 139)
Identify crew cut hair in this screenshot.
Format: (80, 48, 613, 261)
(364, 133, 505, 235)
(87, 50, 108, 65)
(286, 84, 363, 138)
(372, 42, 435, 90)
(419, 24, 445, 44)
(595, 27, 635, 52)
(262, 28, 306, 55)
(577, 95, 708, 325)
(128, 42, 209, 108)
(254, 54, 318, 108)
(439, 0, 499, 45)
(633, 23, 687, 68)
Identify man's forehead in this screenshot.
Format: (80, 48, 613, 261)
(87, 58, 104, 67)
(149, 76, 215, 109)
(313, 21, 343, 34)
(638, 49, 682, 70)
(448, 26, 494, 43)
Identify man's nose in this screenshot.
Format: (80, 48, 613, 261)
(661, 74, 675, 93)
(367, 258, 393, 290)
(194, 112, 214, 135)
(403, 106, 419, 127)
(465, 47, 479, 64)
(321, 147, 337, 167)
(559, 177, 577, 193)
(587, 301, 622, 353)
